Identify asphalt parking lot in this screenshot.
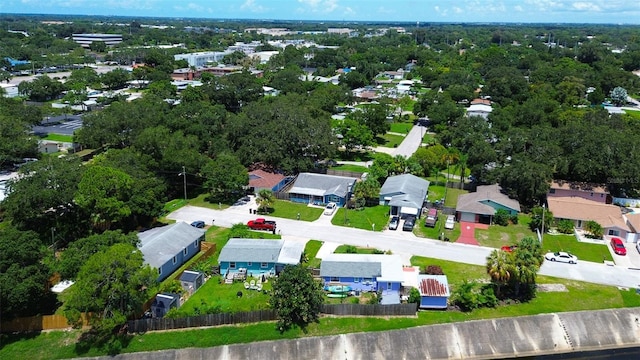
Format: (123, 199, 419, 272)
(32, 115, 83, 136)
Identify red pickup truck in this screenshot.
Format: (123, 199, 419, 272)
(247, 218, 277, 231)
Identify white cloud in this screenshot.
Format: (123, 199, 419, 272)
(297, 0, 340, 14)
(241, 0, 267, 13)
(572, 2, 601, 11)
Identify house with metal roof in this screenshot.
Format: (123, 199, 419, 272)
(288, 173, 357, 206)
(218, 238, 304, 277)
(319, 254, 404, 305)
(417, 274, 450, 309)
(138, 222, 205, 281)
(456, 184, 521, 224)
(379, 174, 429, 218)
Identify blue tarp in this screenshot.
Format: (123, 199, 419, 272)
(4, 57, 31, 66)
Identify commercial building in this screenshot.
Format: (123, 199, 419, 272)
(72, 33, 123, 48)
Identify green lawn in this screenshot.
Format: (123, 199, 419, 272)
(334, 244, 387, 254)
(331, 164, 369, 173)
(389, 122, 413, 134)
(475, 214, 535, 248)
(379, 133, 405, 148)
(426, 185, 467, 207)
(4, 256, 639, 359)
(624, 109, 640, 120)
(332, 205, 390, 231)
(304, 240, 323, 268)
(542, 234, 613, 263)
(180, 278, 273, 314)
(42, 134, 74, 142)
(270, 200, 324, 221)
(422, 133, 436, 145)
(413, 214, 461, 241)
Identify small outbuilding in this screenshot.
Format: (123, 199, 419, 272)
(179, 270, 204, 295)
(417, 274, 450, 309)
(150, 293, 180, 318)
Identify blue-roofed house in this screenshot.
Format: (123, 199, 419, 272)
(288, 173, 357, 206)
(319, 254, 404, 304)
(218, 238, 304, 277)
(417, 274, 450, 309)
(138, 222, 205, 281)
(379, 174, 429, 218)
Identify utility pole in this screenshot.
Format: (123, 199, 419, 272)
(179, 166, 187, 201)
(541, 204, 546, 243)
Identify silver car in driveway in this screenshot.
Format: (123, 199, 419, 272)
(388, 216, 400, 230)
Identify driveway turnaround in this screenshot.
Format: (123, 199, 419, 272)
(169, 205, 640, 289)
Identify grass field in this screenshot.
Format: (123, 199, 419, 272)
(4, 256, 639, 360)
(42, 134, 74, 142)
(389, 122, 413, 134)
(624, 109, 640, 120)
(380, 133, 405, 148)
(332, 205, 391, 231)
(331, 164, 369, 173)
(304, 240, 324, 268)
(426, 185, 467, 207)
(270, 200, 324, 221)
(334, 244, 387, 254)
(475, 214, 535, 248)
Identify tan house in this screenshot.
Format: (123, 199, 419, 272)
(547, 197, 630, 240)
(456, 184, 521, 224)
(548, 180, 610, 204)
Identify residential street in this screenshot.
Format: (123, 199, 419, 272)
(168, 204, 640, 289)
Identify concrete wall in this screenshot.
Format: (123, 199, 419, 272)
(80, 307, 640, 360)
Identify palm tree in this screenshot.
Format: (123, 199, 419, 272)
(255, 189, 275, 214)
(441, 147, 460, 186)
(486, 250, 513, 298)
(458, 153, 468, 189)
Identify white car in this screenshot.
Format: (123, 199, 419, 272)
(444, 215, 455, 230)
(545, 251, 578, 264)
(324, 202, 337, 215)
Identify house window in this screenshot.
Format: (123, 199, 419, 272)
(247, 262, 252, 267)
(608, 229, 620, 236)
(387, 282, 392, 289)
(354, 277, 360, 283)
(158, 268, 162, 275)
(229, 262, 236, 270)
(330, 277, 339, 282)
(261, 262, 268, 268)
(549, 189, 555, 194)
(590, 192, 594, 197)
(600, 194, 604, 198)
(183, 248, 188, 256)
(172, 256, 177, 264)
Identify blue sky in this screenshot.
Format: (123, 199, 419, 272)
(1, 0, 639, 24)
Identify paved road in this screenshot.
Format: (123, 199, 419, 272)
(392, 124, 425, 158)
(169, 204, 640, 289)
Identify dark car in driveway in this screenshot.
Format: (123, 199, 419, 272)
(388, 216, 400, 230)
(402, 216, 416, 231)
(190, 220, 205, 228)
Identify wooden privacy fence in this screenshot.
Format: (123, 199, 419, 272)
(327, 169, 364, 178)
(126, 309, 277, 333)
(1, 313, 92, 333)
(321, 303, 417, 316)
(126, 304, 417, 333)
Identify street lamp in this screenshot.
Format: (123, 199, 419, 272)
(178, 166, 187, 201)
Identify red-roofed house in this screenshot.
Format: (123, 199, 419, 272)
(248, 169, 290, 193)
(417, 274, 450, 309)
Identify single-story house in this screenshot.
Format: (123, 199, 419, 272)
(288, 173, 357, 206)
(624, 213, 640, 243)
(547, 197, 631, 241)
(38, 141, 59, 154)
(138, 222, 205, 281)
(548, 180, 610, 204)
(417, 274, 450, 309)
(379, 174, 429, 218)
(466, 103, 492, 119)
(218, 238, 304, 276)
(319, 254, 404, 305)
(179, 270, 204, 295)
(456, 184, 521, 224)
(150, 293, 180, 318)
(248, 169, 290, 193)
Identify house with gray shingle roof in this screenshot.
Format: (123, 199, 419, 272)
(379, 174, 429, 218)
(218, 238, 303, 276)
(288, 173, 357, 206)
(456, 184, 521, 224)
(319, 254, 404, 305)
(138, 222, 205, 281)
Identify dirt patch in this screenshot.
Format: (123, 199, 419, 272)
(537, 284, 568, 292)
(500, 233, 510, 241)
(477, 233, 488, 241)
